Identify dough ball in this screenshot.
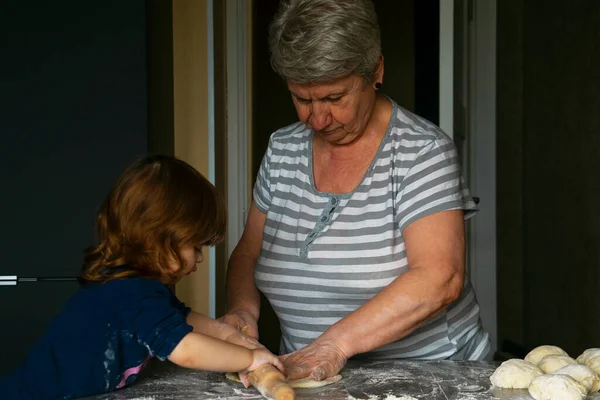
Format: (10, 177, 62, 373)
(584, 355, 600, 375)
(524, 345, 569, 366)
(576, 348, 600, 365)
(528, 374, 587, 400)
(552, 363, 600, 392)
(489, 359, 543, 389)
(538, 355, 577, 373)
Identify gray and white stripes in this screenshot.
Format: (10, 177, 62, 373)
(253, 101, 489, 360)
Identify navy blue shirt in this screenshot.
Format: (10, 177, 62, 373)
(0, 277, 193, 399)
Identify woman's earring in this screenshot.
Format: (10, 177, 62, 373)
(375, 82, 382, 90)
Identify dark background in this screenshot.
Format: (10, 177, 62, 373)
(0, 0, 148, 373)
(496, 0, 600, 358)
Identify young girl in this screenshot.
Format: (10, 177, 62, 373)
(0, 155, 282, 399)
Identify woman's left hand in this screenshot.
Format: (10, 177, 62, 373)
(280, 338, 350, 381)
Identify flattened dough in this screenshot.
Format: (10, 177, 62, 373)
(225, 372, 342, 388)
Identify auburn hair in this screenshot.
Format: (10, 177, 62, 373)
(79, 155, 226, 285)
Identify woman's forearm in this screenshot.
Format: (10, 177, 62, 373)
(169, 332, 253, 372)
(225, 204, 267, 320)
(321, 265, 463, 358)
(226, 250, 261, 319)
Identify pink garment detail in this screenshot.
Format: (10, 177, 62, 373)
(116, 354, 152, 389)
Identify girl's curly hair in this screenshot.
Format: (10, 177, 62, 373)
(79, 155, 226, 285)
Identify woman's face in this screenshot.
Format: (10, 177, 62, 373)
(287, 63, 383, 145)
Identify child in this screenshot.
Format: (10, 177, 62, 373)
(0, 155, 283, 399)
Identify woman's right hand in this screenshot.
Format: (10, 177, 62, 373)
(219, 309, 259, 340)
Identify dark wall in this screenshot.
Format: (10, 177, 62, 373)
(497, 0, 526, 357)
(147, 0, 175, 156)
(414, 0, 439, 125)
(497, 0, 600, 357)
(0, 0, 148, 371)
(252, 0, 297, 183)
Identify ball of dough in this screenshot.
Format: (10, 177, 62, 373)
(528, 374, 587, 400)
(524, 345, 569, 366)
(538, 355, 577, 373)
(576, 348, 600, 365)
(489, 359, 543, 389)
(552, 363, 600, 392)
(584, 355, 600, 375)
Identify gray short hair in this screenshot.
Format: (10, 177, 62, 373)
(268, 0, 381, 84)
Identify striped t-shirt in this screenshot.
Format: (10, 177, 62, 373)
(253, 101, 490, 361)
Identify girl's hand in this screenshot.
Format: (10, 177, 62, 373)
(243, 348, 284, 374)
(223, 326, 264, 387)
(235, 348, 284, 388)
(219, 309, 259, 340)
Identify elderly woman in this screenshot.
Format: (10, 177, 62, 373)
(222, 0, 490, 382)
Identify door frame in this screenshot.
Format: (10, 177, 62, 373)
(439, 0, 454, 138)
(207, 0, 216, 318)
(225, 0, 252, 260)
(465, 0, 497, 356)
(443, 0, 498, 357)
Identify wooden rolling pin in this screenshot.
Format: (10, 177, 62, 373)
(248, 364, 295, 400)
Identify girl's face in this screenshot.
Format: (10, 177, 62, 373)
(169, 244, 204, 280)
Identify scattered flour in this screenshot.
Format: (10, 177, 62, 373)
(128, 397, 156, 400)
(347, 395, 418, 400)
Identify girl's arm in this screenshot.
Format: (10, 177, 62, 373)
(168, 331, 279, 373)
(186, 311, 234, 339)
(186, 311, 263, 349)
